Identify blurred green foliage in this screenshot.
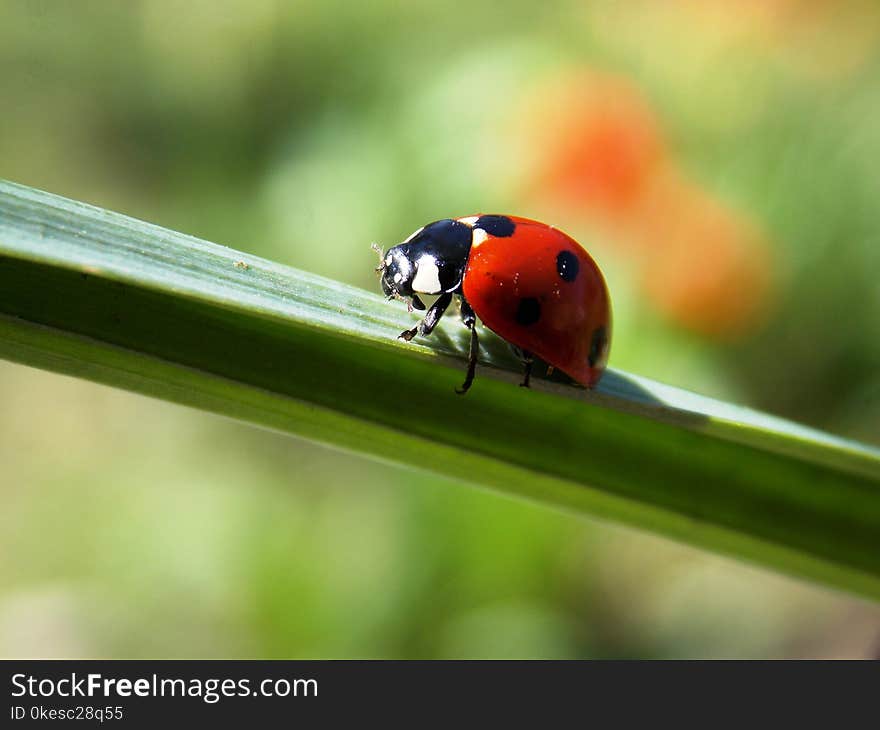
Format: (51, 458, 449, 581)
(1, 0, 879, 657)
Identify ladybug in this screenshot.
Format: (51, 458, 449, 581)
(376, 214, 611, 394)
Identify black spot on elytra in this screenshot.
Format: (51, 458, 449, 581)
(588, 326, 607, 367)
(475, 215, 515, 237)
(556, 250, 579, 282)
(515, 297, 541, 326)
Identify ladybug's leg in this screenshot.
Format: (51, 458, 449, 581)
(456, 297, 479, 395)
(520, 354, 533, 388)
(510, 345, 534, 388)
(398, 292, 452, 342)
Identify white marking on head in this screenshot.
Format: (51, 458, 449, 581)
(457, 216, 479, 227)
(403, 226, 425, 243)
(385, 254, 393, 266)
(411, 255, 443, 294)
(472, 228, 489, 247)
(393, 272, 403, 284)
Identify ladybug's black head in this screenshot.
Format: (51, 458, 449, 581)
(378, 245, 416, 299)
(377, 219, 473, 303)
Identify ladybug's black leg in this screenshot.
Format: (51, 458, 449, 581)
(520, 354, 533, 388)
(398, 292, 452, 342)
(410, 294, 426, 311)
(456, 297, 479, 395)
(510, 345, 534, 388)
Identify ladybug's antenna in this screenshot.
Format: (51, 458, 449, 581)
(371, 243, 385, 273)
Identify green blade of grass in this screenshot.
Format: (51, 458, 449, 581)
(1, 180, 879, 599)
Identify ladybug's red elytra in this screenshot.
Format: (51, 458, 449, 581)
(376, 214, 611, 393)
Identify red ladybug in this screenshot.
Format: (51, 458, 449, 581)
(377, 215, 611, 393)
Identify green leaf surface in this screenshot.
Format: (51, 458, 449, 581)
(1, 180, 879, 600)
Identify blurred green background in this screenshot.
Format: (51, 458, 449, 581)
(2, 0, 879, 658)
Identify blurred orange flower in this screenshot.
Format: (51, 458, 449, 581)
(524, 72, 668, 219)
(635, 177, 773, 338)
(519, 70, 775, 339)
